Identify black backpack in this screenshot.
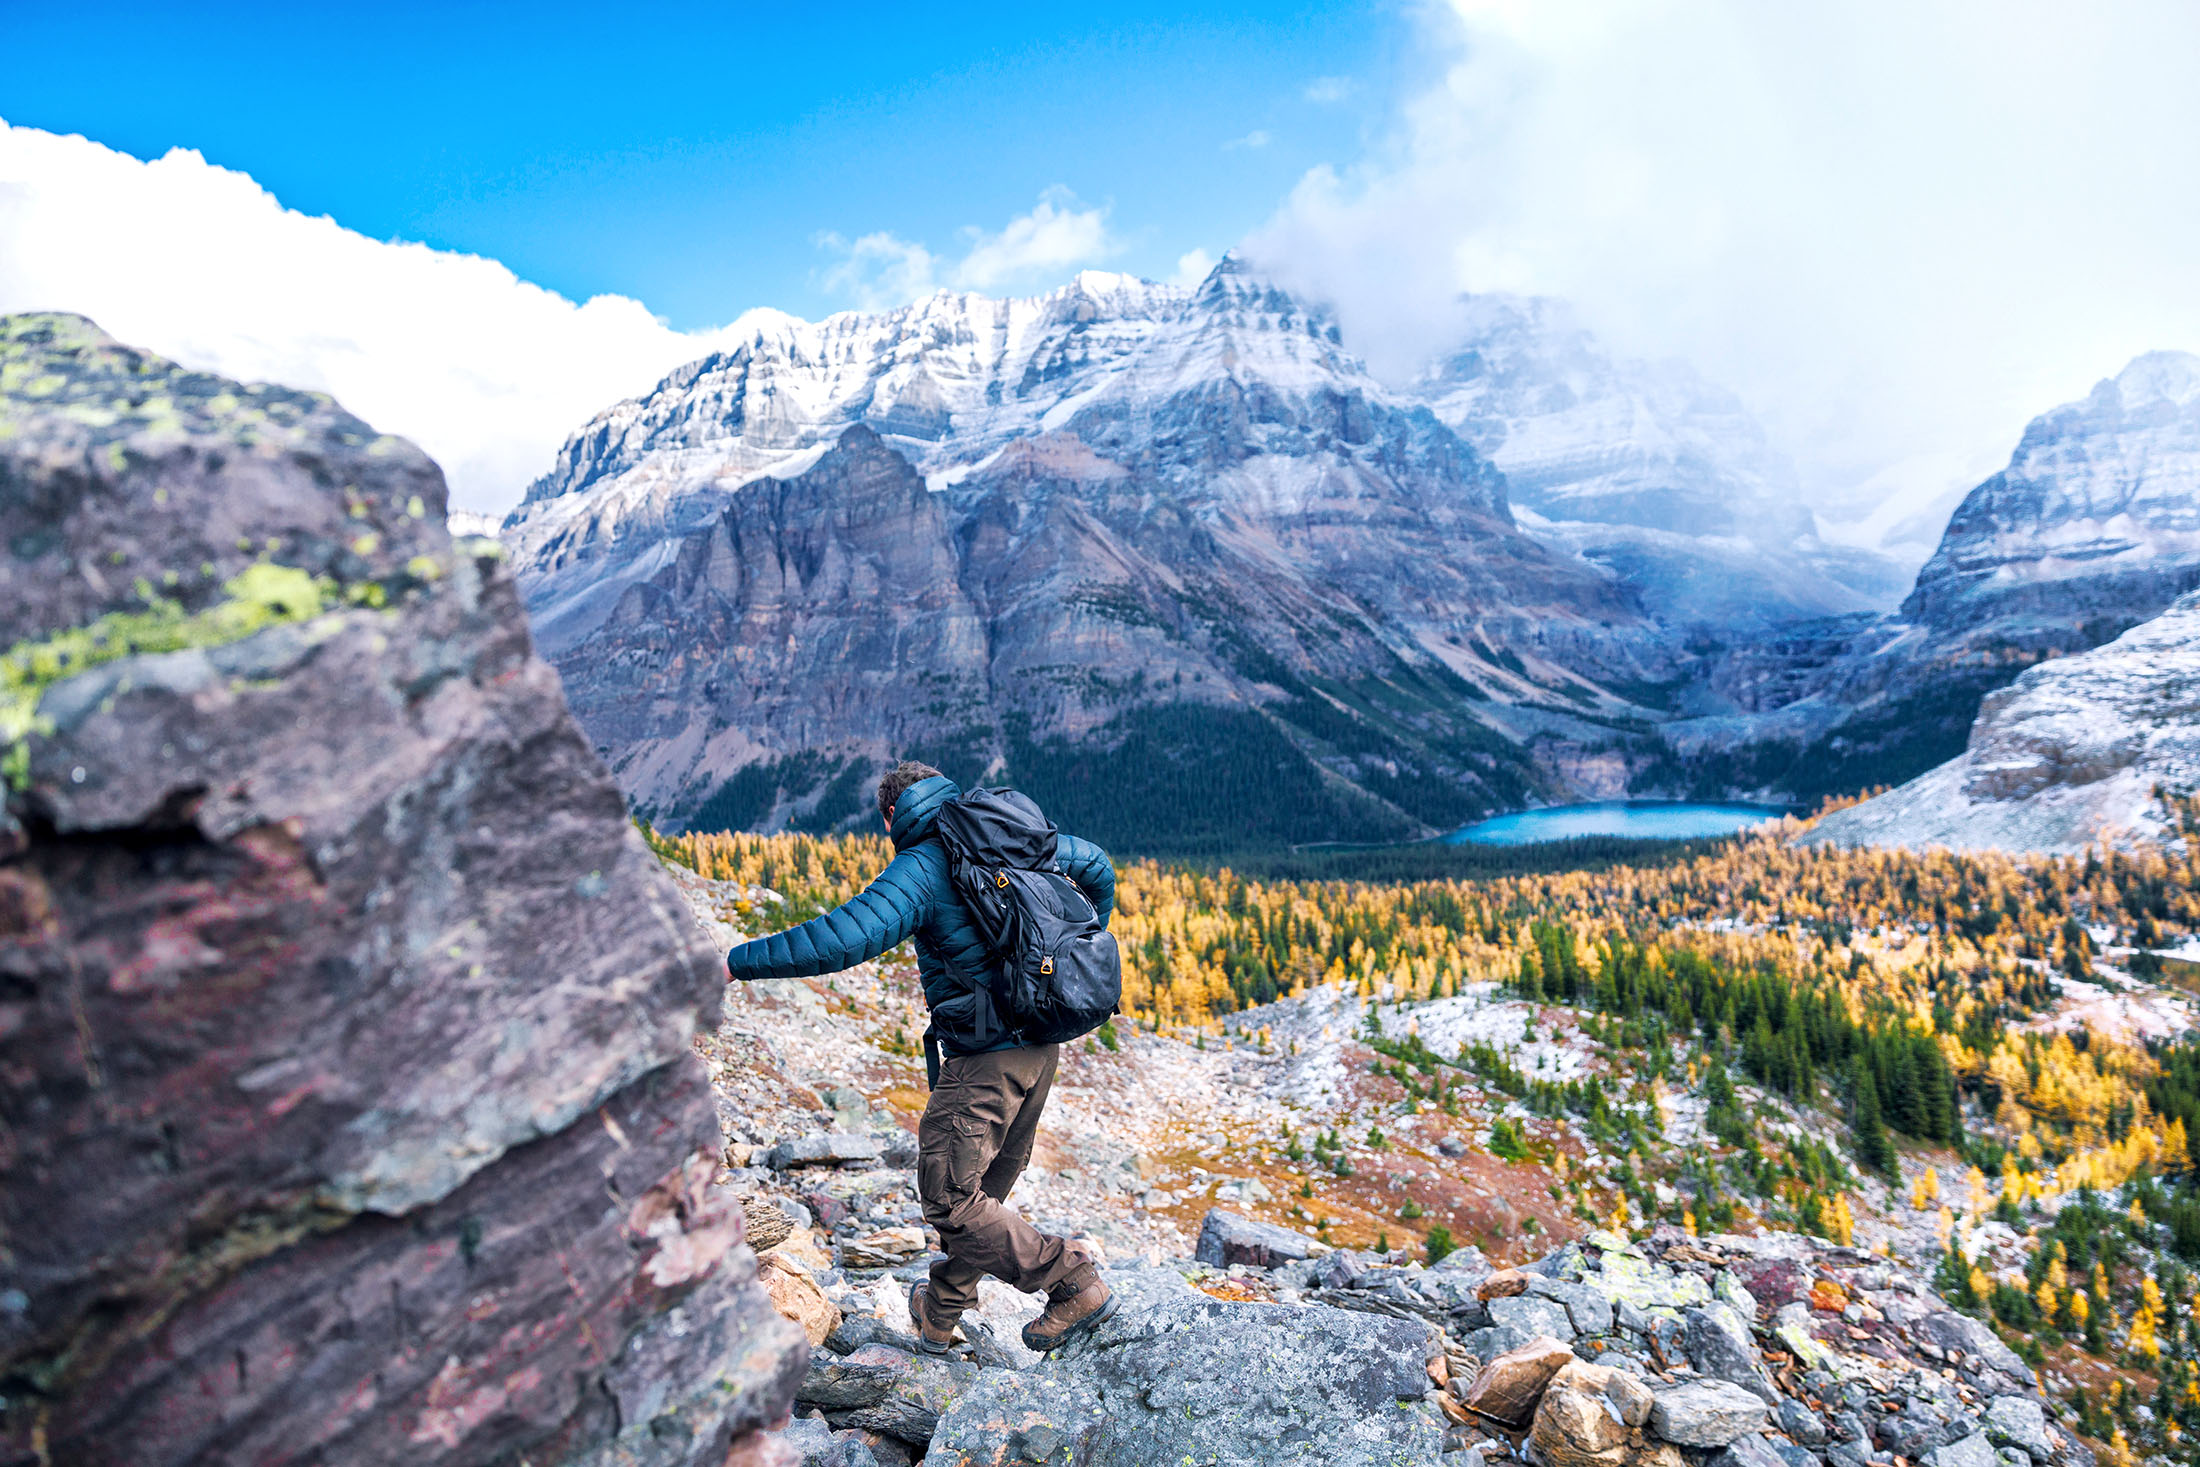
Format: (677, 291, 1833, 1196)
(934, 787, 1121, 1048)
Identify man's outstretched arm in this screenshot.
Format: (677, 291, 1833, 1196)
(727, 850, 931, 981)
(1056, 834, 1116, 927)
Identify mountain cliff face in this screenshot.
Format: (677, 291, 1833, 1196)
(0, 315, 802, 1465)
(1662, 352, 2200, 803)
(518, 261, 1672, 850)
(1803, 591, 2200, 853)
(1905, 351, 2200, 644)
(1418, 294, 1907, 628)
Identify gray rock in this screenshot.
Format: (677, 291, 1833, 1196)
(1782, 1399, 1830, 1446)
(1711, 1437, 1793, 1467)
(1984, 1397, 2054, 1459)
(1652, 1380, 1773, 1448)
(1489, 1294, 1575, 1339)
(1684, 1302, 1774, 1402)
(1774, 1447, 1823, 1467)
(771, 1416, 848, 1467)
(924, 1266, 1443, 1465)
(1194, 1208, 1325, 1269)
(1882, 1413, 1957, 1459)
(770, 1133, 887, 1170)
(825, 1312, 925, 1357)
(1827, 1441, 1873, 1467)
(1914, 1312, 2033, 1384)
(796, 1344, 911, 1410)
(1612, 1297, 1653, 1336)
(1463, 1323, 1533, 1360)
(1433, 1243, 1494, 1279)
(1528, 1277, 1615, 1336)
(1999, 1451, 2032, 1467)
(1715, 1270, 1761, 1322)
(1833, 1412, 1870, 1445)
(1522, 1243, 1587, 1281)
(1928, 1435, 2001, 1467)
(823, 1353, 980, 1444)
(920, 1368, 1106, 1466)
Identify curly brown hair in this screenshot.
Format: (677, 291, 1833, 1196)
(877, 759, 944, 822)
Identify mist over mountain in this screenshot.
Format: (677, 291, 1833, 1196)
(1664, 350, 2200, 805)
(503, 260, 2200, 850)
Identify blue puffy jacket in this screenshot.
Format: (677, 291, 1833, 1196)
(724, 775, 1116, 1057)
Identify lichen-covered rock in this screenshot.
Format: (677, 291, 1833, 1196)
(918, 1369, 1107, 1466)
(924, 1266, 1443, 1464)
(1930, 1434, 2003, 1467)
(1984, 1397, 2054, 1460)
(0, 314, 804, 1465)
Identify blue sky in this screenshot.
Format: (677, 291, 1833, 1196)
(5, 1, 1404, 326)
(5, 1, 2195, 519)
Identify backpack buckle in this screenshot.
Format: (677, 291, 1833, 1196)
(995, 871, 1009, 889)
(1040, 956, 1053, 975)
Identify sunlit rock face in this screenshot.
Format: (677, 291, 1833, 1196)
(0, 313, 804, 1467)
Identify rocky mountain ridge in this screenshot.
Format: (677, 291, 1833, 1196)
(502, 260, 2200, 837)
(519, 260, 1680, 848)
(1804, 591, 2200, 854)
(1660, 352, 2200, 805)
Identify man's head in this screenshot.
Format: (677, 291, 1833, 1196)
(877, 759, 944, 826)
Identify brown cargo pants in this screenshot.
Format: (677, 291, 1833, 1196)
(917, 1042, 1094, 1316)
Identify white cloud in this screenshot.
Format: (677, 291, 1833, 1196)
(815, 189, 1119, 306)
(0, 120, 756, 516)
(1224, 130, 1273, 151)
(813, 229, 940, 312)
(1170, 248, 1218, 287)
(1304, 76, 1354, 104)
(1248, 0, 2200, 527)
(951, 192, 1116, 290)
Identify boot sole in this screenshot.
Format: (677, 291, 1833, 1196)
(1021, 1289, 1120, 1355)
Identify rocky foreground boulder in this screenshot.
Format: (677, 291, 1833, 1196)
(0, 314, 804, 1464)
(737, 1202, 2096, 1467)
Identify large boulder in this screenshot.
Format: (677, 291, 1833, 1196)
(0, 315, 805, 1464)
(1916, 1311, 2035, 1386)
(1193, 1208, 1325, 1269)
(1683, 1302, 1775, 1401)
(923, 1267, 1443, 1464)
(1649, 1380, 1773, 1448)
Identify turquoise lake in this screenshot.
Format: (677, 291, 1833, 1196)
(1446, 800, 1791, 847)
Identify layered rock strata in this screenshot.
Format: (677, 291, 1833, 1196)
(0, 314, 803, 1465)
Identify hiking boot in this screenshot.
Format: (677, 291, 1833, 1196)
(906, 1280, 958, 1355)
(1020, 1272, 1118, 1354)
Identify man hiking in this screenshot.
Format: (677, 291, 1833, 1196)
(725, 761, 1121, 1356)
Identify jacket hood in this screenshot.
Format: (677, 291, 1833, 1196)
(889, 775, 961, 849)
